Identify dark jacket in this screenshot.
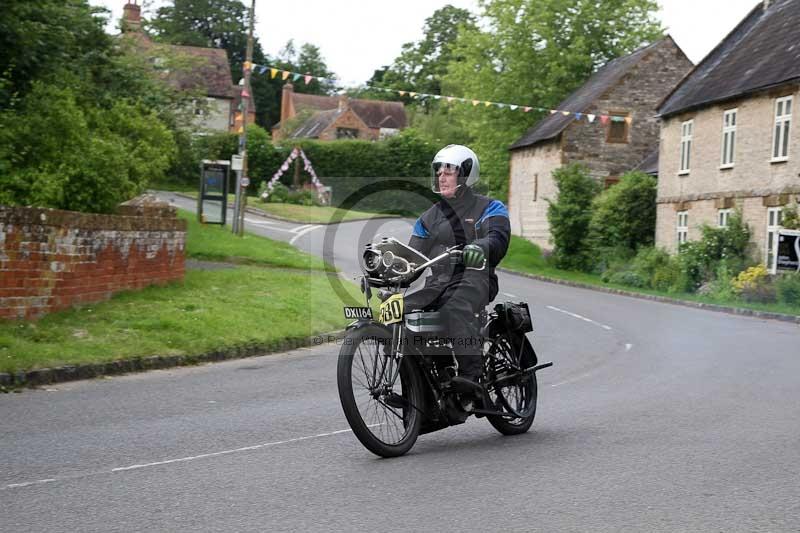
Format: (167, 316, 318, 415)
(408, 188, 511, 287)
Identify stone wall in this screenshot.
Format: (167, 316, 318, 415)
(508, 140, 564, 248)
(563, 37, 693, 181)
(656, 86, 800, 255)
(0, 201, 186, 320)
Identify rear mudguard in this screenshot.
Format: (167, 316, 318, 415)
(482, 318, 538, 367)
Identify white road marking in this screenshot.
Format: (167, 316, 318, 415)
(5, 479, 56, 489)
(291, 224, 314, 233)
(3, 426, 364, 491)
(502, 292, 518, 299)
(551, 373, 594, 388)
(625, 343, 633, 352)
(243, 218, 296, 233)
(289, 225, 322, 245)
(546, 305, 613, 331)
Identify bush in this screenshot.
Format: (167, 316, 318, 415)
(546, 164, 601, 271)
(0, 82, 175, 213)
(776, 272, 800, 306)
(732, 265, 776, 303)
(589, 171, 657, 256)
(674, 211, 752, 291)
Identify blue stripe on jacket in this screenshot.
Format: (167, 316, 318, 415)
(476, 200, 509, 229)
(412, 218, 430, 238)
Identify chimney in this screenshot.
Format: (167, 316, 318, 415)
(122, 1, 142, 33)
(280, 83, 295, 127)
(338, 94, 349, 111)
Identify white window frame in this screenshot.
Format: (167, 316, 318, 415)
(676, 211, 689, 246)
(679, 120, 693, 174)
(720, 109, 737, 168)
(772, 96, 792, 162)
(766, 207, 783, 273)
(718, 208, 733, 228)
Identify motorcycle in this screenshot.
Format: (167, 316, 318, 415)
(337, 237, 552, 457)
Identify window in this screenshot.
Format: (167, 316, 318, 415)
(676, 211, 689, 245)
(606, 114, 629, 143)
(718, 208, 733, 228)
(766, 207, 784, 273)
(772, 96, 792, 161)
(679, 120, 693, 174)
(336, 127, 359, 139)
(604, 176, 620, 188)
(721, 109, 737, 167)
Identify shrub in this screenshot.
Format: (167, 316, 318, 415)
(732, 265, 776, 303)
(259, 182, 290, 203)
(607, 270, 647, 288)
(589, 171, 657, 256)
(776, 272, 800, 306)
(546, 164, 600, 271)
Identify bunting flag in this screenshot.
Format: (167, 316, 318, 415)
(261, 147, 327, 203)
(241, 89, 250, 98)
(249, 62, 632, 127)
(243, 61, 252, 71)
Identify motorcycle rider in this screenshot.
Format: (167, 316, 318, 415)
(406, 144, 511, 391)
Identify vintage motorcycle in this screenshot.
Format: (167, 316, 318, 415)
(337, 237, 552, 457)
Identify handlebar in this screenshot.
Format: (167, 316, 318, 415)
(383, 246, 485, 284)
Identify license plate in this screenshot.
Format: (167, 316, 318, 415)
(379, 294, 404, 325)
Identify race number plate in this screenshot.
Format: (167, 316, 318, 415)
(379, 294, 404, 325)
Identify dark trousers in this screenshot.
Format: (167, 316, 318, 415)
(404, 273, 497, 376)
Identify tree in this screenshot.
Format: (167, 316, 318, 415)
(588, 171, 657, 254)
(546, 164, 601, 271)
(0, 0, 112, 106)
(377, 6, 477, 97)
(442, 0, 663, 198)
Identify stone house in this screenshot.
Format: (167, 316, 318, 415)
(655, 0, 800, 272)
(120, 1, 254, 133)
(272, 83, 407, 141)
(507, 36, 693, 250)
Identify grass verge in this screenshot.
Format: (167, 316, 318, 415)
(500, 236, 800, 317)
(0, 268, 361, 373)
(178, 210, 327, 270)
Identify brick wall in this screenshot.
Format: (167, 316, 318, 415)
(656, 86, 800, 256)
(0, 203, 186, 320)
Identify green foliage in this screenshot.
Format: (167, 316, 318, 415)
(776, 272, 800, 306)
(374, 6, 477, 98)
(546, 164, 600, 270)
(589, 171, 657, 257)
(0, 83, 175, 213)
(782, 205, 800, 230)
(675, 212, 751, 291)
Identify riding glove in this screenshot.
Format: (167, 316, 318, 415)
(463, 244, 485, 268)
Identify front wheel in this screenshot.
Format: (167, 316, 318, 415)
(337, 325, 423, 457)
(484, 334, 538, 435)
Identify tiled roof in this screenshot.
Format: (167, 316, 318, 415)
(165, 44, 234, 99)
(634, 149, 659, 176)
(659, 0, 800, 117)
(509, 38, 669, 151)
(291, 93, 407, 129)
(287, 109, 342, 138)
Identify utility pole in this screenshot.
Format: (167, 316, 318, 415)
(232, 0, 256, 236)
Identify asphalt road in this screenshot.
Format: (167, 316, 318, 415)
(2, 196, 799, 531)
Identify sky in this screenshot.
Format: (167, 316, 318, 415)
(90, 0, 762, 87)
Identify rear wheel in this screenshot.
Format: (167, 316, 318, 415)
(484, 334, 538, 435)
(337, 325, 423, 457)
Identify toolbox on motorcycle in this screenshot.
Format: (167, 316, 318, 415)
(494, 301, 533, 334)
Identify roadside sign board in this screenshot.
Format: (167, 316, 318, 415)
(231, 155, 243, 171)
(241, 176, 250, 187)
(777, 229, 800, 272)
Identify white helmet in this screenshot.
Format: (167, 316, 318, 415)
(431, 144, 480, 194)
